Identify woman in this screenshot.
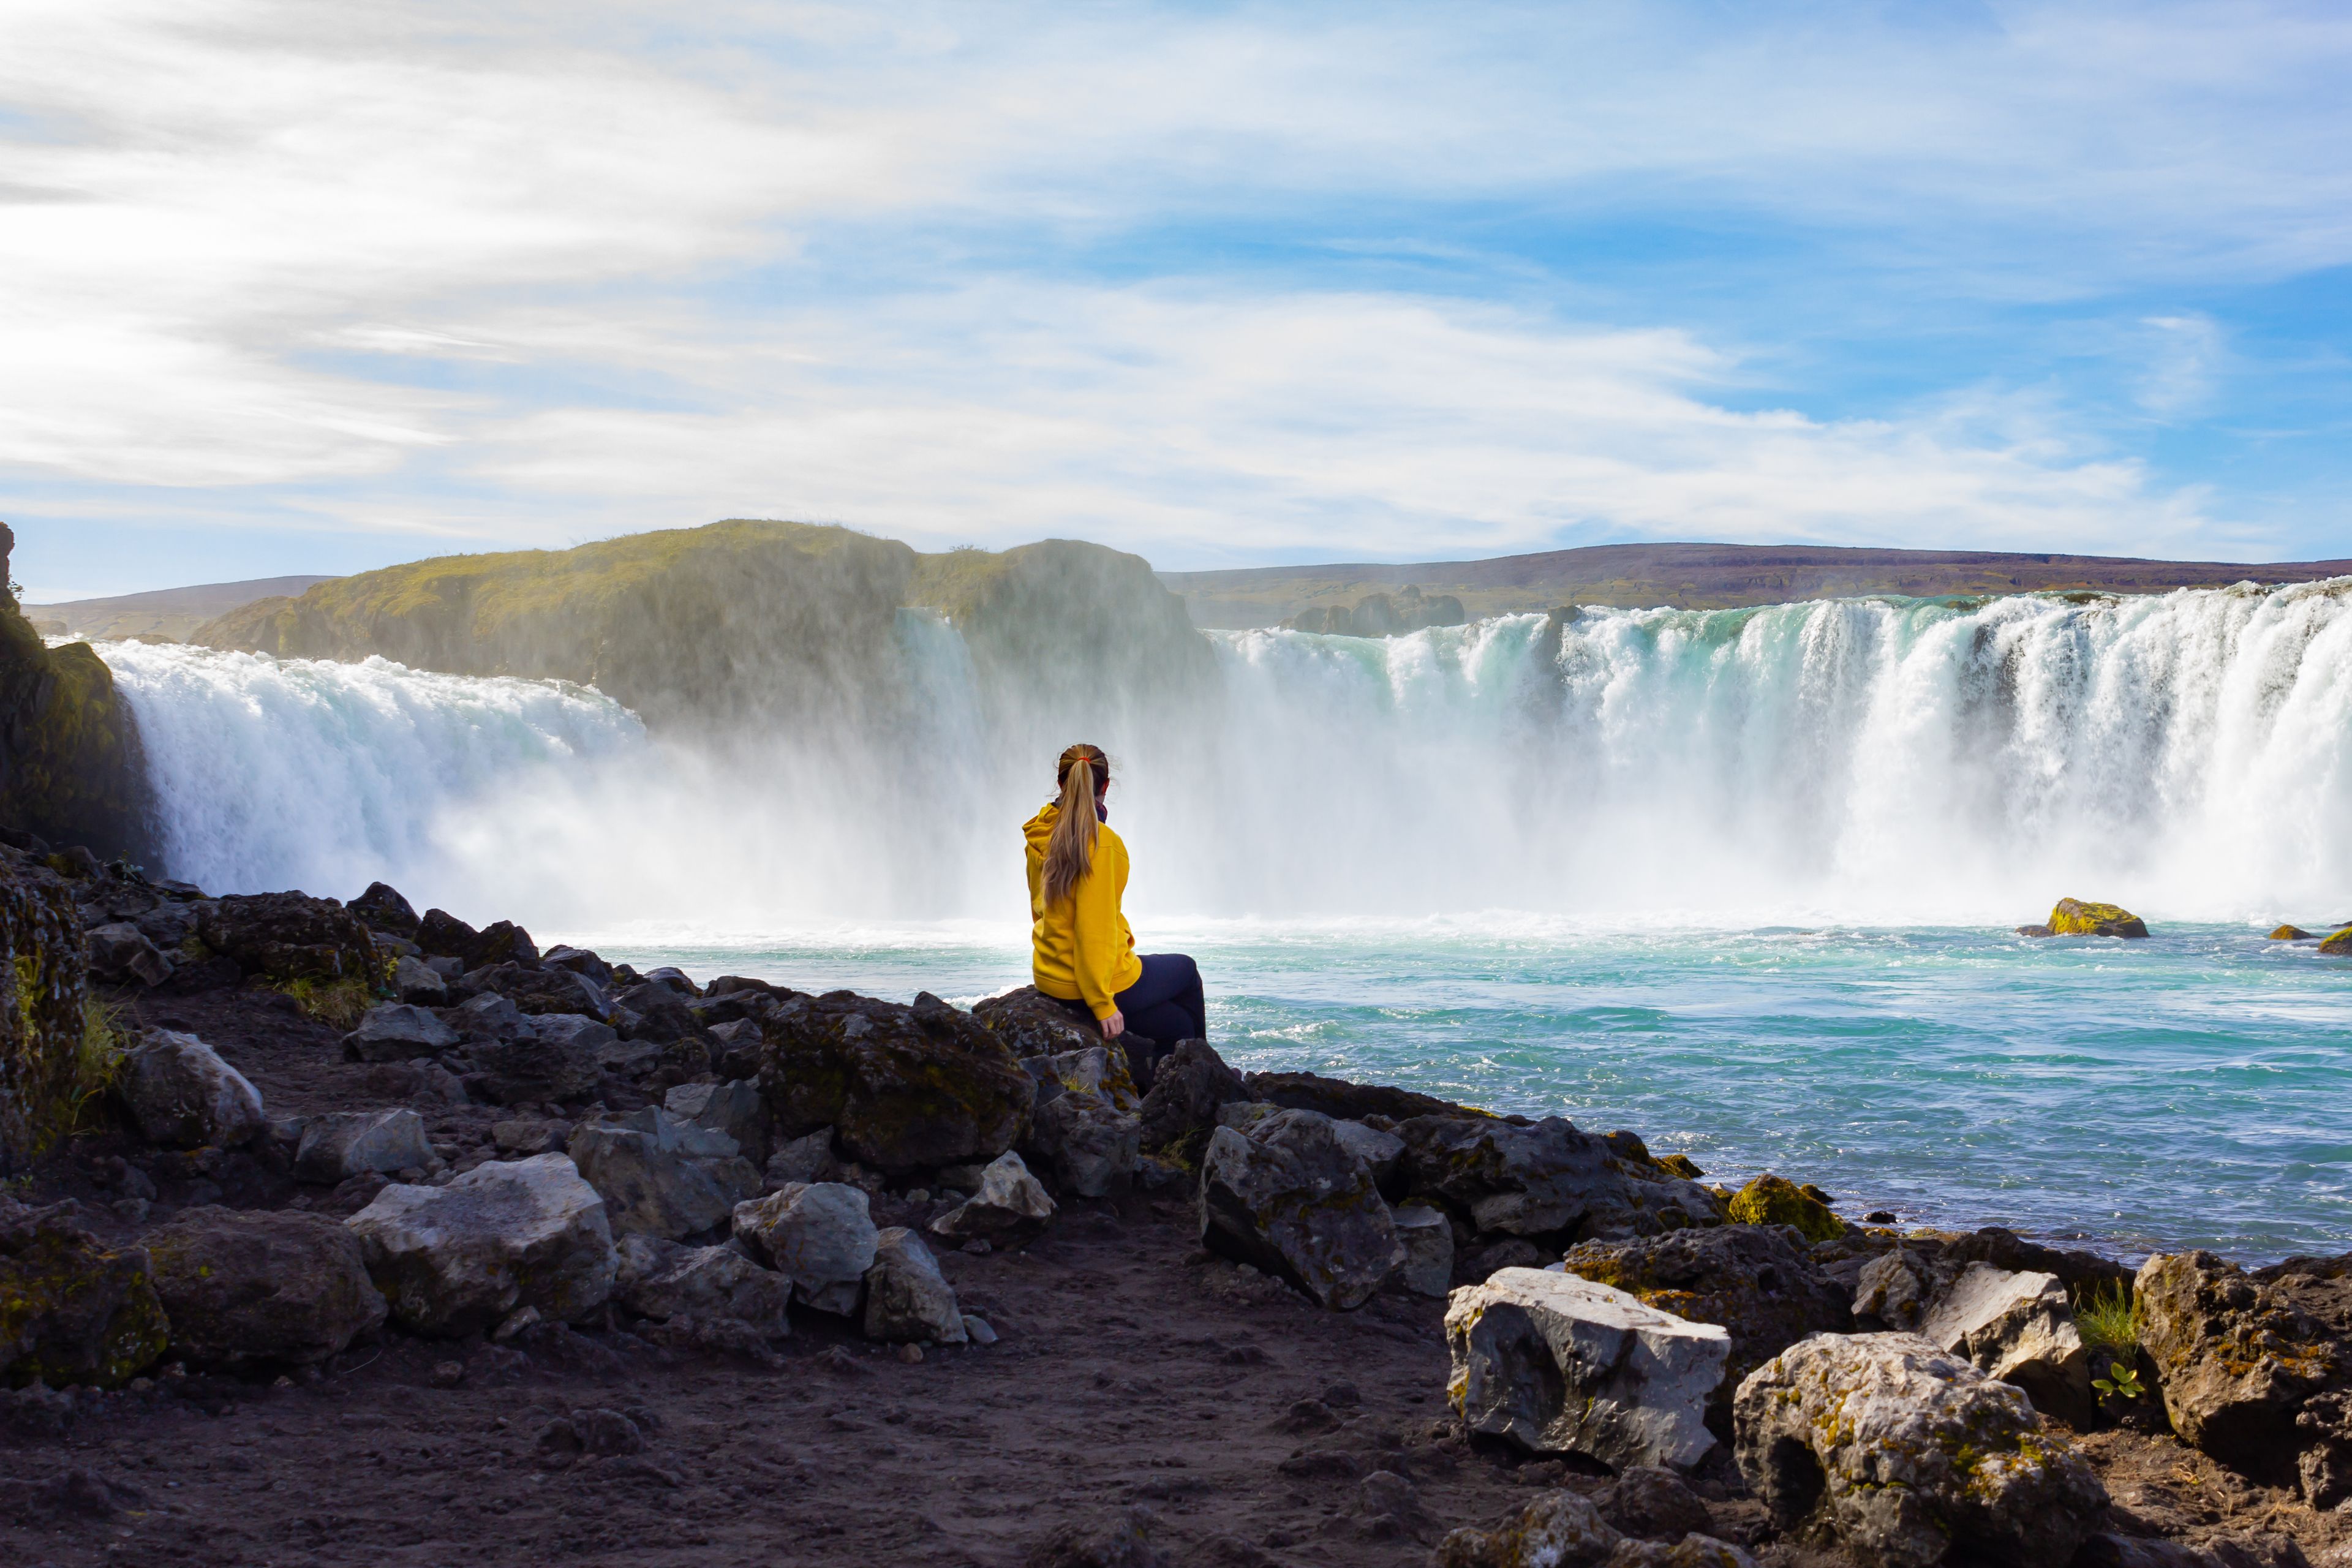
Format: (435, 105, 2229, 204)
(1024, 743, 1206, 1072)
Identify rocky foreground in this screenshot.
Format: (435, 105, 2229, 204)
(1, 850, 2348, 1568)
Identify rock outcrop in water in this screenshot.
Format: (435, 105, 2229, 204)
(2020, 899, 2150, 938)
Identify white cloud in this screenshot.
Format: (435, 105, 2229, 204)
(1, 0, 2346, 566)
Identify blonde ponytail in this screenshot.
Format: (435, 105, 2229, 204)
(1042, 744, 1107, 908)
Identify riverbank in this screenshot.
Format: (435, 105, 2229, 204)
(3, 856, 2346, 1566)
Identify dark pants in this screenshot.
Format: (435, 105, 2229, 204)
(1049, 952, 1204, 1091)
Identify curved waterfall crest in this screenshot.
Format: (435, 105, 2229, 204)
(97, 578, 2352, 929)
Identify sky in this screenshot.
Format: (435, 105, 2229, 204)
(6, 0, 2351, 601)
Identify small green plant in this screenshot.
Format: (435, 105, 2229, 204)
(2076, 1280, 2140, 1358)
(2093, 1360, 2145, 1401)
(276, 976, 374, 1030)
(70, 998, 130, 1131)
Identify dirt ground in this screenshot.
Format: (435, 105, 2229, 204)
(1, 987, 2343, 1568)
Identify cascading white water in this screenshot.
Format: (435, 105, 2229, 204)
(96, 578, 2352, 932)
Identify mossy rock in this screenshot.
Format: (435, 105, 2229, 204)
(1727, 1173, 1844, 1243)
(2320, 927, 2352, 957)
(2046, 898, 2149, 938)
(0, 856, 92, 1170)
(2270, 925, 2312, 941)
(1657, 1153, 1705, 1180)
(0, 1204, 170, 1389)
(758, 990, 1033, 1174)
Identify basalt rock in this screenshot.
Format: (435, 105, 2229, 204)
(863, 1226, 968, 1344)
(342, 1002, 459, 1063)
(973, 986, 1101, 1065)
(1917, 1262, 2094, 1426)
(121, 1029, 266, 1150)
(616, 1238, 791, 1338)
(930, 1151, 1057, 1245)
(757, 990, 1032, 1174)
(1447, 1267, 1729, 1471)
(568, 1113, 760, 1240)
(1724, 1174, 1842, 1243)
(0, 1196, 168, 1389)
(1388, 1204, 1455, 1297)
(1400, 1115, 1722, 1246)
(469, 1017, 605, 1106)
(1137, 1038, 1248, 1153)
(1561, 1221, 1850, 1436)
(85, 922, 172, 987)
(1246, 1070, 1496, 1125)
(1733, 1332, 2107, 1568)
(1432, 1487, 1625, 1567)
(663, 1079, 768, 1163)
(0, 857, 92, 1170)
(464, 961, 610, 1020)
(2321, 927, 2352, 957)
(1024, 1086, 1140, 1198)
(348, 881, 420, 939)
(731, 1181, 878, 1316)
(2136, 1248, 2352, 1504)
(196, 891, 382, 984)
(295, 1108, 434, 1184)
(1198, 1107, 1401, 1311)
(2044, 898, 2150, 938)
(143, 1205, 386, 1369)
(346, 1153, 617, 1336)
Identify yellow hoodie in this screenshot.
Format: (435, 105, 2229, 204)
(1024, 802, 1142, 1020)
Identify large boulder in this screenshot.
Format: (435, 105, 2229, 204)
(347, 881, 420, 938)
(86, 922, 172, 987)
(345, 1153, 617, 1335)
(392, 954, 448, 1005)
(468, 1016, 605, 1106)
(568, 1113, 761, 1240)
(1246, 1070, 1491, 1124)
(1024, 1088, 1140, 1198)
(863, 1227, 968, 1344)
(1447, 1267, 1728, 1471)
(616, 1238, 790, 1338)
(342, 1002, 460, 1063)
(1399, 1114, 1720, 1245)
(2136, 1249, 2352, 1504)
(195, 891, 381, 982)
(1562, 1223, 1850, 1435)
(1023, 1044, 1141, 1114)
(1137, 1037, 1248, 1151)
(463, 962, 611, 1021)
(663, 1079, 768, 1162)
(972, 986, 1101, 1065)
(1917, 1262, 2093, 1425)
(121, 1029, 265, 1149)
(143, 1206, 386, 1369)
(731, 1181, 878, 1316)
(757, 990, 1033, 1174)
(930, 1150, 1057, 1245)
(1733, 1332, 2107, 1568)
(1198, 1107, 1401, 1311)
(295, 1108, 434, 1184)
(0, 1197, 168, 1389)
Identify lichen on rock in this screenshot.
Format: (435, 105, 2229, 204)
(1725, 1173, 1843, 1243)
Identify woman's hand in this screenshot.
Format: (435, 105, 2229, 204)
(1100, 1009, 1125, 1039)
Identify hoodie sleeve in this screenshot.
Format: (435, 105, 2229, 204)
(1072, 829, 1129, 1019)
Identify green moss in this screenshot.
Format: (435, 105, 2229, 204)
(2047, 899, 2149, 937)
(1727, 1173, 1844, 1243)
(0, 1224, 170, 1389)
(275, 977, 374, 1030)
(0, 862, 91, 1170)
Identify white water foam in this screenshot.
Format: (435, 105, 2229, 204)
(96, 579, 2352, 932)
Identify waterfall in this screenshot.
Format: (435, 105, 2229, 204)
(96, 578, 2352, 931)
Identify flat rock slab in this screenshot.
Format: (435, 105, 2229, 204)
(1448, 1267, 1728, 1471)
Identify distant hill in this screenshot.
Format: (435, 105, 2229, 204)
(193, 522, 1213, 730)
(1159, 543, 2352, 628)
(26, 575, 339, 642)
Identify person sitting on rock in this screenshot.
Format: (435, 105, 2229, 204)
(1023, 742, 1205, 1074)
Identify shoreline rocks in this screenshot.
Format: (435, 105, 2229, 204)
(347, 1152, 617, 1336)
(1447, 1267, 1729, 1471)
(1198, 1107, 1401, 1311)
(1733, 1331, 2108, 1567)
